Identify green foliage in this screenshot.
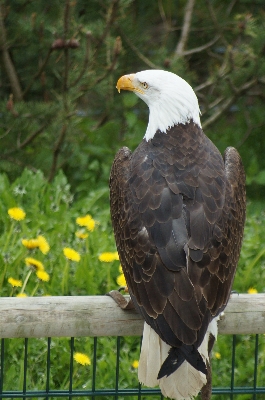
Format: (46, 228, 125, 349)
(0, 1, 264, 199)
(234, 202, 265, 293)
(0, 169, 119, 298)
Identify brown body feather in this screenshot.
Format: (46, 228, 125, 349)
(109, 121, 246, 375)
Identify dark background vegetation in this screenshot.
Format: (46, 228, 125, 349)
(0, 0, 265, 199)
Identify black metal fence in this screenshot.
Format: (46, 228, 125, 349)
(1, 334, 265, 399)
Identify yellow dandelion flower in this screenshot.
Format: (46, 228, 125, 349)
(214, 352, 221, 360)
(63, 247, 81, 262)
(25, 257, 44, 271)
(74, 352, 91, 366)
(86, 218, 96, 232)
(37, 235, 50, 254)
(16, 293, 27, 298)
(132, 360, 139, 369)
(75, 231, 89, 239)
(118, 264, 123, 273)
(36, 270, 50, 282)
(8, 277, 22, 287)
(99, 252, 119, 262)
(22, 238, 40, 249)
(76, 214, 96, 232)
(117, 273, 126, 287)
(248, 287, 258, 294)
(8, 207, 26, 221)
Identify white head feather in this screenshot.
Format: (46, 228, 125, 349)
(133, 70, 201, 141)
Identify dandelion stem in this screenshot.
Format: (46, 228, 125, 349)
(62, 371, 70, 389)
(107, 265, 111, 293)
(31, 282, 39, 296)
(3, 221, 14, 254)
(62, 260, 69, 295)
(0, 265, 7, 292)
(244, 247, 265, 285)
(0, 221, 15, 290)
(21, 270, 32, 293)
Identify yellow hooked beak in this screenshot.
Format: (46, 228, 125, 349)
(116, 74, 145, 95)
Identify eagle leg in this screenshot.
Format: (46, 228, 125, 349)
(200, 358, 212, 400)
(200, 332, 216, 400)
(106, 290, 135, 310)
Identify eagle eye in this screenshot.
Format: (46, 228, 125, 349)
(141, 82, 148, 89)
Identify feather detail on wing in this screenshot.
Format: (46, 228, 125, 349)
(109, 123, 246, 400)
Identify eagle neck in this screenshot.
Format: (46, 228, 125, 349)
(143, 95, 201, 142)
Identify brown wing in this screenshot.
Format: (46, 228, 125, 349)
(109, 123, 246, 350)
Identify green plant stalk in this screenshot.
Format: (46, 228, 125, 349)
(0, 221, 15, 290)
(3, 221, 14, 254)
(62, 259, 69, 295)
(12, 250, 28, 276)
(0, 263, 8, 292)
(107, 264, 111, 293)
(20, 269, 32, 294)
(243, 247, 265, 286)
(62, 370, 70, 390)
(10, 228, 18, 249)
(31, 281, 39, 296)
(18, 359, 24, 391)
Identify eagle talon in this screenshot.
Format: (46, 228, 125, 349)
(118, 285, 128, 292)
(106, 289, 134, 310)
(219, 312, 225, 320)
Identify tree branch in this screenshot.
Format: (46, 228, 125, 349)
(202, 78, 257, 129)
(94, 0, 120, 54)
(226, 0, 238, 16)
(23, 48, 52, 98)
(206, 0, 229, 47)
(158, 0, 171, 32)
(48, 124, 67, 182)
(174, 0, 196, 57)
(0, 154, 38, 172)
(70, 31, 92, 88)
(19, 122, 51, 150)
(236, 110, 265, 148)
(63, 0, 71, 93)
(76, 36, 122, 99)
(181, 35, 220, 56)
(119, 28, 161, 69)
(0, 5, 23, 101)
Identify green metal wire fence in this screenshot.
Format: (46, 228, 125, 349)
(1, 295, 265, 399)
(1, 334, 265, 399)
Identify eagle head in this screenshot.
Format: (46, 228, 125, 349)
(116, 70, 201, 141)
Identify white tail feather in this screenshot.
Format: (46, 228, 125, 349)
(138, 322, 161, 386)
(138, 320, 218, 400)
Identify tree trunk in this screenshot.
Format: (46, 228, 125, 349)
(0, 5, 23, 101)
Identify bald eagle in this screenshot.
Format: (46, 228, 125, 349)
(109, 70, 246, 400)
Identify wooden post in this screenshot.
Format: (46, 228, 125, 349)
(0, 294, 264, 339)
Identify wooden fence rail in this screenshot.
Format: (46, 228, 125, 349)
(0, 293, 265, 339)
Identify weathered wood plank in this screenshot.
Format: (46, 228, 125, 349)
(0, 294, 264, 338)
